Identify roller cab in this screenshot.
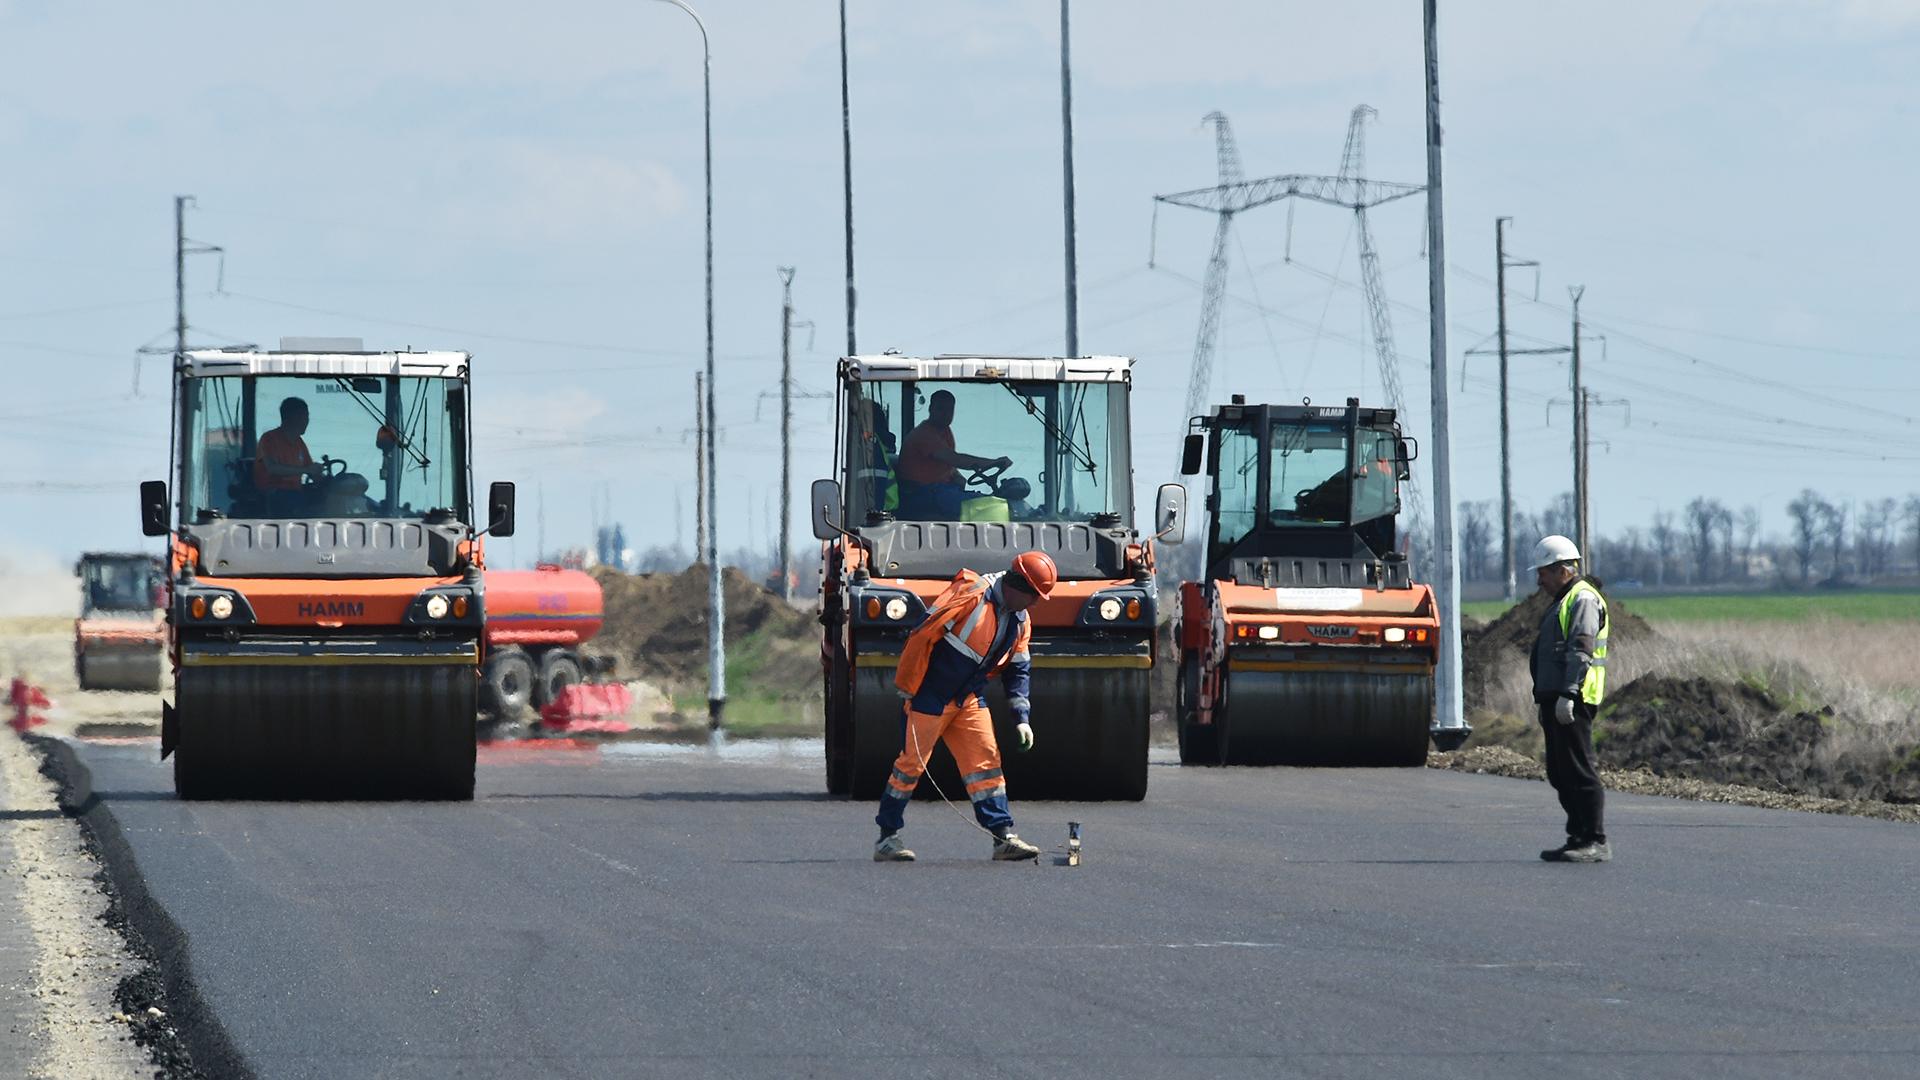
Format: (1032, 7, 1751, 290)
(1176, 397, 1439, 766)
(73, 552, 166, 692)
(141, 344, 516, 799)
(814, 355, 1177, 801)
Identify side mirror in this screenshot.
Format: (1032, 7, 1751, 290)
(487, 481, 517, 537)
(1396, 436, 1419, 480)
(810, 478, 844, 541)
(1180, 433, 1205, 476)
(1154, 483, 1188, 545)
(139, 480, 169, 537)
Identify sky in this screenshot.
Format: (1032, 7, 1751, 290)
(3, 0, 1918, 578)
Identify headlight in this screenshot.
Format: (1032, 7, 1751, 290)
(425, 594, 450, 619)
(1098, 598, 1122, 621)
(1384, 627, 1406, 643)
(209, 595, 234, 620)
(1257, 625, 1280, 640)
(884, 596, 908, 621)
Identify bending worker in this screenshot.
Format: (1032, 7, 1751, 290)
(1529, 534, 1612, 864)
(873, 551, 1057, 863)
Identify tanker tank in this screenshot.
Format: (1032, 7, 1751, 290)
(480, 566, 606, 720)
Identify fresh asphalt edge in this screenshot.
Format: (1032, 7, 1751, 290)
(31, 734, 257, 1080)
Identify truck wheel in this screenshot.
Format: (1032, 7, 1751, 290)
(535, 651, 582, 709)
(482, 648, 535, 720)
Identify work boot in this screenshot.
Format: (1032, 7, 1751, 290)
(1560, 839, 1612, 863)
(1539, 837, 1580, 862)
(991, 831, 1040, 861)
(1542, 837, 1611, 863)
(874, 831, 915, 862)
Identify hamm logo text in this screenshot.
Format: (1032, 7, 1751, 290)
(299, 600, 365, 618)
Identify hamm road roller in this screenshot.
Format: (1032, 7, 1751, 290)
(139, 343, 516, 799)
(811, 354, 1186, 801)
(1174, 396, 1438, 766)
(73, 552, 166, 691)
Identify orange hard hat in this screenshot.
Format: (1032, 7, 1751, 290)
(1009, 550, 1058, 599)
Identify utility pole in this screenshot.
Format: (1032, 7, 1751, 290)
(1059, 0, 1079, 357)
(695, 371, 707, 563)
(1495, 217, 1511, 600)
(174, 196, 188, 363)
(1569, 285, 1587, 565)
(778, 267, 796, 601)
(1581, 386, 1594, 574)
(839, 0, 857, 357)
(1492, 217, 1543, 601)
(1424, 0, 1468, 747)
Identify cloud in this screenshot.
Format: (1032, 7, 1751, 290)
(426, 140, 687, 245)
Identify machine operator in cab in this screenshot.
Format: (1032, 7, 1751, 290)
(252, 397, 325, 496)
(896, 389, 1012, 520)
(871, 551, 1058, 863)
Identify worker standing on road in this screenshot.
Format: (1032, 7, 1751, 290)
(872, 551, 1056, 863)
(1529, 534, 1612, 864)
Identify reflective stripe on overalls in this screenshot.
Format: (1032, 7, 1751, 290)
(856, 444, 900, 512)
(1558, 579, 1609, 705)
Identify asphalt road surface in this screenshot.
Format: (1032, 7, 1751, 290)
(49, 735, 1920, 1080)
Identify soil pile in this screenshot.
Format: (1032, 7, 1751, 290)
(1598, 675, 1920, 804)
(589, 565, 817, 696)
(1463, 583, 1655, 713)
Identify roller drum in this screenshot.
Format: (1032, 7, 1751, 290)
(173, 662, 477, 800)
(1219, 662, 1432, 766)
(849, 664, 1148, 801)
(77, 645, 164, 692)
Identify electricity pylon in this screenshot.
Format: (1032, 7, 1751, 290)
(1152, 109, 1424, 441)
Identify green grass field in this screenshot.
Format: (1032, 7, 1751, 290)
(1464, 589, 1920, 624)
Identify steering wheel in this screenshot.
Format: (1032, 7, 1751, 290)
(964, 460, 1010, 490)
(306, 456, 348, 486)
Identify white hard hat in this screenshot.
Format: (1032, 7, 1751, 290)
(1528, 534, 1582, 571)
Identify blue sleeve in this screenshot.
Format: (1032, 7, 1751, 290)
(1002, 653, 1031, 723)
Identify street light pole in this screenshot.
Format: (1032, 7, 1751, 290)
(653, 0, 724, 735)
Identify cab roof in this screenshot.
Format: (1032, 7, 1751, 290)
(842, 354, 1132, 383)
(182, 348, 470, 378)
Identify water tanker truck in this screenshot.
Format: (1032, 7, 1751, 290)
(73, 552, 166, 691)
(812, 354, 1187, 801)
(139, 343, 517, 799)
(1173, 396, 1441, 765)
(479, 565, 607, 721)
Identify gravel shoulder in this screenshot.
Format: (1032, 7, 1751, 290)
(1430, 745, 1920, 823)
(0, 730, 148, 1079)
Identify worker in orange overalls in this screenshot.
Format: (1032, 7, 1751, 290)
(873, 550, 1057, 862)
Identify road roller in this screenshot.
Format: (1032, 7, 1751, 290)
(811, 354, 1187, 802)
(73, 552, 166, 692)
(1173, 396, 1437, 766)
(138, 342, 517, 799)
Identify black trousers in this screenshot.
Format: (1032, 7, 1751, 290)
(1537, 698, 1606, 843)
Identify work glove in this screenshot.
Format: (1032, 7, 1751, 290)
(1553, 696, 1576, 725)
(1015, 722, 1034, 752)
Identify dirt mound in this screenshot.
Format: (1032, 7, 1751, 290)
(1598, 675, 1920, 804)
(589, 565, 817, 696)
(1463, 583, 1655, 713)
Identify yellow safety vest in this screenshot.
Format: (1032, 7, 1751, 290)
(1556, 579, 1609, 705)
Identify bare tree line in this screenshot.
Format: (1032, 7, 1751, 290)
(1456, 491, 1920, 589)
